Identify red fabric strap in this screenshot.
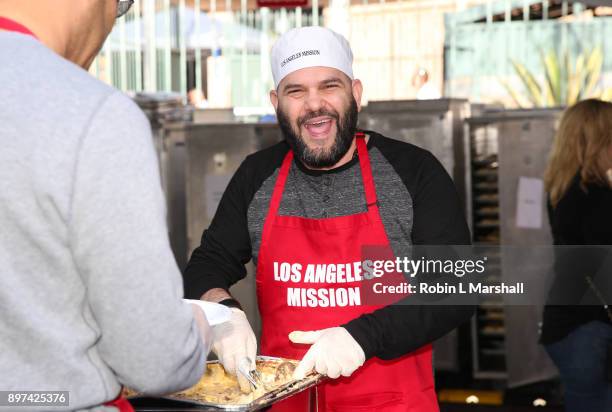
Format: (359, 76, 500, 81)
(354, 133, 378, 208)
(0, 16, 38, 39)
(267, 149, 294, 218)
(269, 132, 376, 217)
(104, 395, 134, 412)
(0, 17, 38, 39)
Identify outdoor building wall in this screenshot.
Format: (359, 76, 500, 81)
(87, 0, 612, 111)
(445, 6, 612, 106)
(339, 0, 488, 103)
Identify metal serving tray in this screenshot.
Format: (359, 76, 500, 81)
(129, 356, 324, 411)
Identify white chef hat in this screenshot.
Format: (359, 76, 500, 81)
(270, 26, 354, 88)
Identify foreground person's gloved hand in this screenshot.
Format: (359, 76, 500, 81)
(211, 308, 257, 393)
(289, 327, 366, 379)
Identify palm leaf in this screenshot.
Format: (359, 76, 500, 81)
(510, 59, 543, 106)
(571, 53, 586, 102)
(501, 46, 606, 108)
(584, 47, 603, 97)
(500, 78, 528, 108)
(541, 49, 561, 105)
(562, 50, 571, 105)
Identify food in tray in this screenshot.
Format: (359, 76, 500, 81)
(175, 359, 295, 404)
(124, 358, 298, 405)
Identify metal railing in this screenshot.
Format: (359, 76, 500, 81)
(91, 1, 318, 112)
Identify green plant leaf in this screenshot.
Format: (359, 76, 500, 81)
(541, 49, 561, 105)
(567, 52, 585, 105)
(573, 53, 586, 102)
(500, 78, 528, 108)
(511, 59, 542, 107)
(501, 46, 605, 108)
(562, 50, 571, 105)
(584, 47, 603, 97)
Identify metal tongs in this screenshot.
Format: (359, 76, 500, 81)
(237, 357, 264, 390)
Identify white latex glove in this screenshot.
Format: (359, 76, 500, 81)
(211, 308, 257, 393)
(289, 327, 366, 380)
(189, 304, 213, 357)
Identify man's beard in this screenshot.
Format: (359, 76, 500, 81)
(277, 98, 359, 169)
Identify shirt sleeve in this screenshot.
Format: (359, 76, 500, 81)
(70, 92, 206, 394)
(343, 149, 475, 359)
(183, 159, 254, 299)
(547, 178, 609, 305)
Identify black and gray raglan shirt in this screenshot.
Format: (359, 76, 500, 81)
(184, 130, 474, 360)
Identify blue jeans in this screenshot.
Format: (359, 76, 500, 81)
(545, 321, 612, 412)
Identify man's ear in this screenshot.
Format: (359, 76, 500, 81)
(352, 79, 363, 112)
(270, 90, 279, 111)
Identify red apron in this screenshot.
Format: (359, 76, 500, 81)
(256, 134, 438, 411)
(0, 19, 133, 412)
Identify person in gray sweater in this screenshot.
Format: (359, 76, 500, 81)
(0, 1, 211, 410)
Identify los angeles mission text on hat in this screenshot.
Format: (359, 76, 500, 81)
(280, 50, 321, 68)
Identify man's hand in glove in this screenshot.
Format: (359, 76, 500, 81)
(289, 327, 366, 379)
(211, 308, 257, 393)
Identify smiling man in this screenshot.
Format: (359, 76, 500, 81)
(273, 70, 359, 170)
(184, 26, 474, 411)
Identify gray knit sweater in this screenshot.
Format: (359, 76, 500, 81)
(0, 32, 206, 410)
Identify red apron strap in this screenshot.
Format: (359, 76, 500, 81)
(258, 149, 293, 263)
(268, 134, 377, 217)
(267, 149, 293, 218)
(0, 17, 38, 39)
(354, 133, 378, 209)
(104, 395, 134, 412)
